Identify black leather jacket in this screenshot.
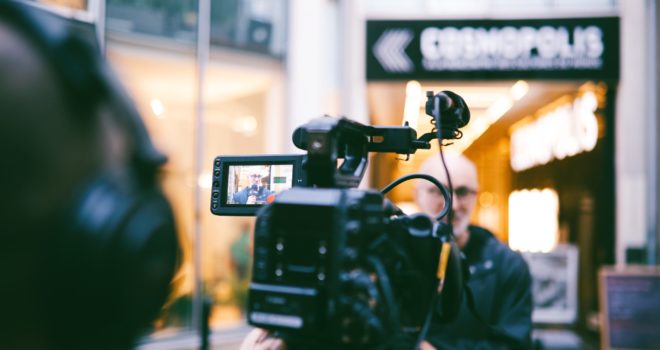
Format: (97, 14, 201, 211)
(426, 225, 533, 350)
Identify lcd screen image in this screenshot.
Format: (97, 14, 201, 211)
(226, 164, 294, 205)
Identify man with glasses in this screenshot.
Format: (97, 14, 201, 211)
(233, 168, 275, 205)
(415, 153, 533, 350)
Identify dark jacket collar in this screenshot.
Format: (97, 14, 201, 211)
(462, 225, 496, 264)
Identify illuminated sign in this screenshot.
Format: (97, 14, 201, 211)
(367, 17, 619, 81)
(510, 90, 599, 172)
(420, 25, 604, 70)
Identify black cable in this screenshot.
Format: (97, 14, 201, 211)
(434, 98, 455, 235)
(413, 280, 440, 350)
(380, 173, 452, 221)
(367, 256, 399, 330)
(413, 94, 459, 350)
(438, 148, 454, 234)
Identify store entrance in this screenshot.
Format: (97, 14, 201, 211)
(367, 79, 615, 344)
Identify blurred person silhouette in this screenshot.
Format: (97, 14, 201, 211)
(0, 2, 179, 349)
(229, 223, 252, 313)
(233, 168, 274, 205)
(231, 223, 252, 281)
(415, 153, 533, 350)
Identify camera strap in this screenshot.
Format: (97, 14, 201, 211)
(436, 242, 452, 291)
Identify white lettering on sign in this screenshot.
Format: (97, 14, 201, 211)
(420, 25, 604, 71)
(510, 91, 599, 171)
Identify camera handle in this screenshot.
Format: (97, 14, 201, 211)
(292, 117, 370, 188)
(292, 116, 449, 188)
(291, 91, 469, 190)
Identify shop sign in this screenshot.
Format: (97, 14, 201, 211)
(510, 91, 599, 172)
(366, 17, 619, 81)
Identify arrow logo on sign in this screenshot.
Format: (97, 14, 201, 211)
(373, 29, 414, 73)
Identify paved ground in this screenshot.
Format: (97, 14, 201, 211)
(137, 325, 251, 350)
(140, 325, 598, 349)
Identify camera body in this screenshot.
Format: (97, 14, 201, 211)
(249, 186, 440, 346)
(211, 91, 470, 348)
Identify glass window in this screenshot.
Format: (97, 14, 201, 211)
(106, 0, 288, 56)
(27, 0, 88, 10)
(106, 0, 197, 42)
(106, 40, 198, 335)
(210, 0, 287, 56)
(105, 0, 287, 338)
(201, 87, 271, 328)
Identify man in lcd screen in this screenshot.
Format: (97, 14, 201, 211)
(233, 167, 275, 205)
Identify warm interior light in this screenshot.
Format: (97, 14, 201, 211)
(150, 98, 165, 118)
(394, 201, 421, 215)
(508, 188, 559, 252)
(510, 80, 529, 101)
(198, 172, 212, 189)
(485, 97, 513, 123)
(403, 80, 422, 130)
(232, 115, 258, 136)
(449, 81, 525, 152)
(470, 117, 488, 135)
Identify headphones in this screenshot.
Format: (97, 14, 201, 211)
(0, 2, 180, 346)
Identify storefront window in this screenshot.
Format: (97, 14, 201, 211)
(106, 0, 197, 42)
(105, 0, 287, 338)
(201, 86, 274, 327)
(26, 0, 88, 10)
(106, 41, 198, 335)
(211, 0, 287, 56)
(106, 0, 287, 56)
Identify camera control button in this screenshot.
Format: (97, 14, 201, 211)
(346, 221, 360, 235)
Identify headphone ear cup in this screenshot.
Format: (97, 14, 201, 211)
(48, 177, 179, 343)
(115, 189, 179, 324)
(0, 2, 179, 344)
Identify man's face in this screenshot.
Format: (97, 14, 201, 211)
(415, 158, 478, 237)
(249, 173, 262, 186)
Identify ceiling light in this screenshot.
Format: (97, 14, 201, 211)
(150, 98, 165, 118)
(232, 115, 258, 136)
(510, 80, 529, 101)
(403, 80, 422, 130)
(198, 173, 212, 189)
(485, 97, 513, 123)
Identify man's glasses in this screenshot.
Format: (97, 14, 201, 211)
(425, 186, 476, 199)
(249, 174, 261, 178)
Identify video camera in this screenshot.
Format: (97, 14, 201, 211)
(211, 91, 470, 349)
